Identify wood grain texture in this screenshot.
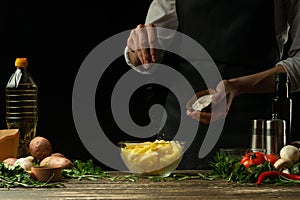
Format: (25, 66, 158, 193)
(1, 170, 300, 200)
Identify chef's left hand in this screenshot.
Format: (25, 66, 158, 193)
(186, 80, 239, 124)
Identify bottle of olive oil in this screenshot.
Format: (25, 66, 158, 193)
(6, 58, 38, 158)
(271, 72, 292, 145)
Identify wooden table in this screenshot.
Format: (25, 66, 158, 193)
(1, 170, 300, 200)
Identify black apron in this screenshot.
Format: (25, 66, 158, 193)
(160, 0, 280, 169)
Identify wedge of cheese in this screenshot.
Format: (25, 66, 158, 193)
(0, 129, 20, 161)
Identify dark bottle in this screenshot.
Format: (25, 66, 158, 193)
(6, 58, 38, 158)
(271, 72, 292, 145)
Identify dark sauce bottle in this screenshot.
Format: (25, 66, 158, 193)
(271, 72, 292, 145)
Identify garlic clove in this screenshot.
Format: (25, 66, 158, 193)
(14, 157, 33, 171)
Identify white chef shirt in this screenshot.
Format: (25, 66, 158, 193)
(124, 0, 300, 92)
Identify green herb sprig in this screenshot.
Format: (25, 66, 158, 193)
(0, 162, 64, 188)
(62, 159, 109, 181)
(206, 152, 274, 183)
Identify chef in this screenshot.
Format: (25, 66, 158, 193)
(124, 0, 300, 169)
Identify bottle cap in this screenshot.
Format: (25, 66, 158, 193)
(15, 58, 28, 68)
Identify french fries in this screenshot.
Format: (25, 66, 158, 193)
(120, 140, 184, 174)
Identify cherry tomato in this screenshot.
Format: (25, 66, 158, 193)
(240, 151, 266, 168)
(265, 154, 279, 166)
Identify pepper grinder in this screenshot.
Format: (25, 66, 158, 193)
(250, 119, 265, 150)
(265, 119, 286, 154)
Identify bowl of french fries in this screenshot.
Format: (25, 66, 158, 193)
(119, 139, 185, 177)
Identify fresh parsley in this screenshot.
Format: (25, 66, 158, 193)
(62, 159, 109, 181)
(0, 162, 64, 188)
(206, 152, 274, 183)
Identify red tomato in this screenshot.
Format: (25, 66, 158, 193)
(240, 151, 266, 168)
(265, 154, 279, 166)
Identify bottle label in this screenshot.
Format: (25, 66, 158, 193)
(7, 69, 22, 88)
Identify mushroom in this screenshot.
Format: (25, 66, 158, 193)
(291, 141, 300, 149)
(273, 158, 293, 171)
(282, 168, 290, 174)
(280, 145, 300, 164)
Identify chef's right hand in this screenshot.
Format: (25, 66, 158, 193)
(127, 23, 159, 69)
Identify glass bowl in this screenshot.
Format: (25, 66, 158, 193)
(119, 140, 185, 177)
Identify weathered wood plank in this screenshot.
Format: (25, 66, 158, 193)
(1, 170, 300, 200)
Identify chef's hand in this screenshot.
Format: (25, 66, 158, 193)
(127, 23, 160, 69)
(186, 80, 239, 124)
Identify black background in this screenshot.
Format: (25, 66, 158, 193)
(1, 2, 300, 170)
(0, 1, 157, 169)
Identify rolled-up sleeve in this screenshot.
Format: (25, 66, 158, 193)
(145, 0, 178, 29)
(276, 0, 300, 92)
